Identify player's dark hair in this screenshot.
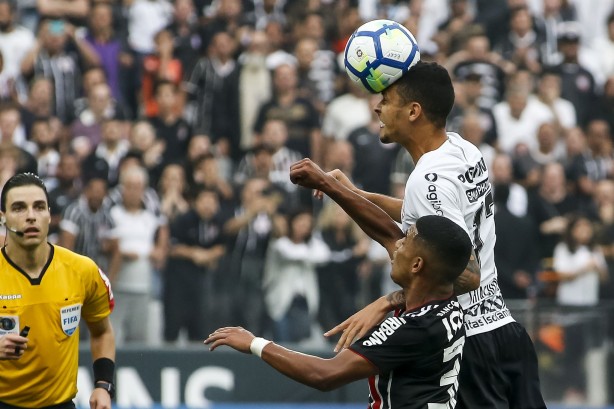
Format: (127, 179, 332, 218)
(395, 61, 455, 128)
(415, 215, 472, 283)
(1, 173, 49, 212)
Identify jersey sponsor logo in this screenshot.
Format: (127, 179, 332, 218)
(464, 291, 507, 318)
(464, 309, 511, 330)
(0, 294, 22, 300)
(424, 173, 438, 182)
(457, 158, 487, 184)
(425, 184, 444, 216)
(60, 303, 82, 336)
(0, 315, 20, 335)
(467, 277, 501, 307)
(465, 179, 490, 203)
(361, 316, 407, 346)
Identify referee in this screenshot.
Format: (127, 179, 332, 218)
(0, 173, 116, 409)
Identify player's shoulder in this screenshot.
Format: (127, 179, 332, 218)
(52, 245, 99, 272)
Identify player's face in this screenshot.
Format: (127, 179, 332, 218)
(374, 85, 405, 144)
(390, 225, 420, 286)
(4, 185, 51, 246)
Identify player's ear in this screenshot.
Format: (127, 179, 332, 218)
(407, 102, 422, 123)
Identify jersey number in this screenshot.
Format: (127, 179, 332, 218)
(472, 189, 494, 266)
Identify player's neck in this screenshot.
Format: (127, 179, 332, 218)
(5, 242, 51, 278)
(403, 283, 454, 311)
(405, 127, 448, 163)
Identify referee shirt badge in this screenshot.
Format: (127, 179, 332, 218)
(60, 303, 82, 336)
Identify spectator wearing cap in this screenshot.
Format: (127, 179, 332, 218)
(548, 21, 598, 127)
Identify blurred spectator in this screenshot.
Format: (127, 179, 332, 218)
(127, 0, 173, 56)
(347, 94, 401, 196)
(321, 75, 371, 142)
(316, 201, 369, 334)
(534, 68, 576, 130)
(527, 162, 579, 260)
(536, 0, 578, 66)
(552, 214, 608, 402)
(31, 117, 60, 187)
(148, 80, 191, 168)
(494, 183, 539, 299)
(263, 208, 330, 343)
(19, 77, 54, 135)
(598, 75, 614, 132)
(548, 22, 598, 127)
(514, 122, 565, 187)
(446, 26, 511, 107)
(81, 118, 130, 185)
(448, 72, 498, 145)
(594, 179, 614, 299)
(233, 142, 276, 187)
(128, 120, 165, 185)
(85, 2, 132, 105)
(491, 152, 529, 217)
(0, 0, 35, 95)
(164, 187, 226, 342)
(185, 30, 241, 160)
(110, 166, 167, 346)
(191, 152, 234, 217)
(566, 120, 613, 206)
(47, 152, 81, 242)
(495, 5, 543, 73)
(435, 0, 475, 55)
(253, 63, 322, 163)
(224, 177, 283, 336)
(492, 82, 554, 154)
(459, 110, 496, 171)
(142, 29, 183, 118)
(21, 18, 100, 124)
(0, 103, 35, 153)
(71, 82, 122, 150)
(591, 11, 614, 82)
(157, 163, 189, 222)
(165, 0, 201, 75)
(59, 176, 121, 280)
(238, 30, 272, 151)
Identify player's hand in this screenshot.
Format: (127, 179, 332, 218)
(289, 159, 329, 191)
(205, 327, 255, 353)
(313, 168, 357, 200)
(0, 334, 28, 360)
(89, 387, 112, 409)
(324, 298, 390, 352)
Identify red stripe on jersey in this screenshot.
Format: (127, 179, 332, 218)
(98, 268, 115, 312)
(368, 376, 382, 409)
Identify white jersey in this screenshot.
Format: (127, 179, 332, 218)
(401, 132, 514, 337)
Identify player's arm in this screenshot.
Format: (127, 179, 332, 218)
(205, 327, 377, 391)
(454, 249, 481, 294)
(86, 317, 115, 407)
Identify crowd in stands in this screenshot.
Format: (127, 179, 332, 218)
(2, 0, 614, 399)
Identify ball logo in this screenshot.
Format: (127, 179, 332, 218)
(356, 48, 363, 58)
(424, 173, 438, 182)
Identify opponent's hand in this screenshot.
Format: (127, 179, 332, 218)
(205, 327, 255, 353)
(0, 334, 28, 360)
(89, 387, 112, 409)
(324, 298, 390, 352)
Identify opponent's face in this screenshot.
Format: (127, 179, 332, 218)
(374, 85, 406, 144)
(390, 225, 421, 286)
(3, 185, 51, 246)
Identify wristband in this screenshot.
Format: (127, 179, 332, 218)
(249, 337, 272, 358)
(93, 357, 115, 383)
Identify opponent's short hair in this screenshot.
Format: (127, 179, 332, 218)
(415, 215, 472, 283)
(395, 61, 455, 128)
(1, 173, 49, 212)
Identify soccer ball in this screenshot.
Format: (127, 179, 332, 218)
(344, 19, 420, 94)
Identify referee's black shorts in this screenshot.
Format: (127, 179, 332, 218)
(456, 321, 547, 409)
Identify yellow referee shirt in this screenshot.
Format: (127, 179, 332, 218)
(0, 244, 114, 408)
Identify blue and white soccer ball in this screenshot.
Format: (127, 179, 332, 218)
(344, 19, 420, 94)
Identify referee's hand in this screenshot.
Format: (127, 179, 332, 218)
(0, 334, 28, 360)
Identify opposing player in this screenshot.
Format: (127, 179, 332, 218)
(0, 173, 116, 408)
(206, 215, 472, 409)
(290, 61, 546, 409)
